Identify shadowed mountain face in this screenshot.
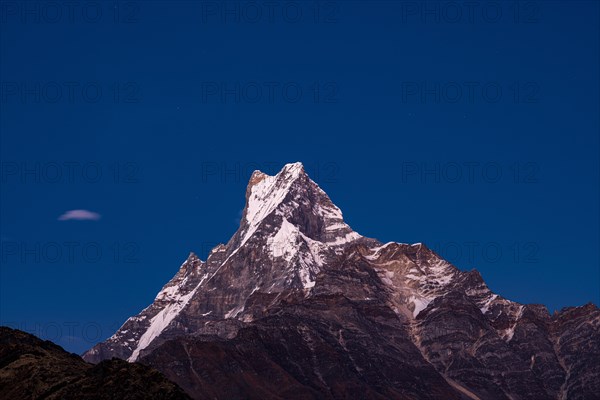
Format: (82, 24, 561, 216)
(83, 162, 600, 400)
(0, 327, 191, 400)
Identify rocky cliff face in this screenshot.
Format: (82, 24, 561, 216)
(83, 162, 600, 400)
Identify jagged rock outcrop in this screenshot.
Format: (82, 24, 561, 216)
(83, 162, 600, 400)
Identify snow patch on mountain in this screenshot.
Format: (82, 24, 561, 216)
(225, 304, 245, 319)
(328, 231, 361, 245)
(409, 295, 432, 317)
(480, 294, 499, 314)
(503, 305, 525, 342)
(270, 218, 300, 262)
(268, 217, 326, 289)
(128, 274, 209, 362)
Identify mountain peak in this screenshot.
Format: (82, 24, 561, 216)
(280, 161, 305, 174)
(236, 161, 362, 249)
(82, 161, 600, 400)
(247, 162, 304, 187)
(240, 162, 309, 243)
(245, 162, 306, 201)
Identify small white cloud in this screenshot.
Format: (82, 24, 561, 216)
(58, 209, 101, 221)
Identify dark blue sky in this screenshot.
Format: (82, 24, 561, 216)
(1, 1, 598, 354)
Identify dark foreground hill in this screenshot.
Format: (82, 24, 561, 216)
(0, 326, 191, 400)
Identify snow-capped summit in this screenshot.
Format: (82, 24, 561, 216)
(237, 161, 359, 247)
(83, 163, 600, 400)
(82, 162, 477, 363)
(86, 162, 369, 362)
(82, 162, 507, 363)
(239, 162, 307, 247)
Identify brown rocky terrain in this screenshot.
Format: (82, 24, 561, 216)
(82, 162, 599, 399)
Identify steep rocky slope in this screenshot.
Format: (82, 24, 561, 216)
(84, 162, 600, 400)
